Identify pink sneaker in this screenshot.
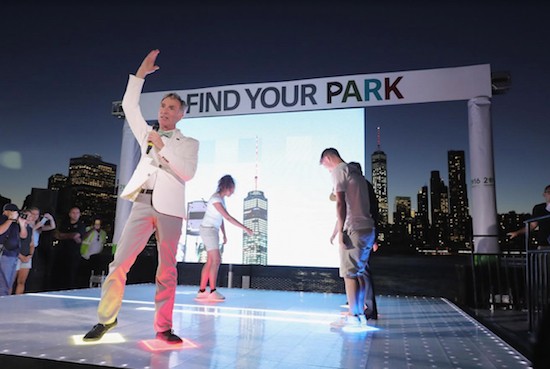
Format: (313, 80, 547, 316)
(208, 290, 225, 301)
(195, 290, 210, 300)
(330, 315, 361, 329)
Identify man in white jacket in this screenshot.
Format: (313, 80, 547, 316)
(84, 50, 199, 343)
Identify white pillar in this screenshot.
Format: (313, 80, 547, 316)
(467, 96, 499, 253)
(113, 120, 140, 245)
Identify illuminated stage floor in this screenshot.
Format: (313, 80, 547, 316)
(0, 285, 532, 369)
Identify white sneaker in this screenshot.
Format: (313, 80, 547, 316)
(330, 315, 361, 329)
(208, 290, 225, 301)
(358, 314, 368, 327)
(195, 290, 209, 300)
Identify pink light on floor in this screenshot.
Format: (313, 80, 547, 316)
(139, 338, 198, 352)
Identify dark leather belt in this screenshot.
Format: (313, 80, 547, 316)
(140, 189, 153, 194)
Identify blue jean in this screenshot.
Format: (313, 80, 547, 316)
(0, 254, 18, 296)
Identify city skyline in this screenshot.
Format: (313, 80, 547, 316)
(2, 122, 537, 224)
(24, 142, 525, 256)
(1, 2, 548, 219)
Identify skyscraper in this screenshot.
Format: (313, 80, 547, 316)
(371, 127, 388, 243)
(430, 170, 449, 248)
(447, 150, 471, 248)
(394, 196, 412, 234)
(413, 185, 430, 248)
(48, 173, 68, 191)
(66, 154, 117, 236)
(242, 190, 268, 265)
(392, 196, 413, 249)
(242, 137, 268, 265)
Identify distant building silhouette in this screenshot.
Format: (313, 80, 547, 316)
(413, 185, 430, 249)
(48, 173, 68, 191)
(447, 150, 472, 249)
(394, 196, 412, 235)
(24, 188, 58, 215)
(56, 154, 117, 237)
(384, 150, 473, 254)
(430, 170, 449, 248)
(390, 196, 413, 251)
(371, 126, 388, 244)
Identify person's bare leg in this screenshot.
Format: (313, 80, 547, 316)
(344, 277, 361, 315)
(199, 258, 212, 290)
(207, 250, 221, 290)
(15, 268, 30, 294)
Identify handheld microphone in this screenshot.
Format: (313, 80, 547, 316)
(146, 122, 160, 154)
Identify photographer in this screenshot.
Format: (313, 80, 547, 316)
(14, 207, 53, 294)
(0, 204, 28, 296)
(32, 209, 56, 291)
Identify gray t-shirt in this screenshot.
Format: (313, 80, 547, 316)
(332, 162, 375, 232)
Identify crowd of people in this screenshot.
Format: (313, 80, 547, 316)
(0, 203, 109, 296)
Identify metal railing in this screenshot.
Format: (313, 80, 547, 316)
(527, 249, 550, 331)
(470, 215, 550, 333)
(525, 214, 550, 331)
(470, 252, 526, 311)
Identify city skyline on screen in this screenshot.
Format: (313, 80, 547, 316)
(177, 109, 365, 267)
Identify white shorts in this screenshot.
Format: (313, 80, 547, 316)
(16, 257, 32, 271)
(199, 226, 221, 252)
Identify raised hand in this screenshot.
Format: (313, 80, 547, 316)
(136, 49, 160, 79)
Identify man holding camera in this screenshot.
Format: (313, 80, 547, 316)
(0, 203, 28, 296)
(14, 207, 55, 294)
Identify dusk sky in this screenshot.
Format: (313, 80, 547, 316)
(2, 1, 549, 217)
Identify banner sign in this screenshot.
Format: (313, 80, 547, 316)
(139, 64, 491, 120)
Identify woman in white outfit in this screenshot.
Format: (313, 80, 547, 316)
(197, 175, 253, 301)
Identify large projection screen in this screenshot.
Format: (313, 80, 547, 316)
(175, 108, 365, 267)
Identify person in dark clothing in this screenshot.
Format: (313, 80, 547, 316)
(508, 184, 550, 248)
(53, 207, 86, 290)
(348, 162, 379, 318)
(0, 203, 28, 295)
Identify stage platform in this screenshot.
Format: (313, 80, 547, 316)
(0, 284, 532, 369)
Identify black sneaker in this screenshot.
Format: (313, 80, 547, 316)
(365, 310, 378, 320)
(83, 319, 118, 341)
(156, 329, 183, 344)
(365, 305, 378, 320)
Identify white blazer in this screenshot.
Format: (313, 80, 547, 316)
(120, 75, 199, 218)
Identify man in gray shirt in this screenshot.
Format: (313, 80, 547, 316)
(320, 148, 376, 329)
